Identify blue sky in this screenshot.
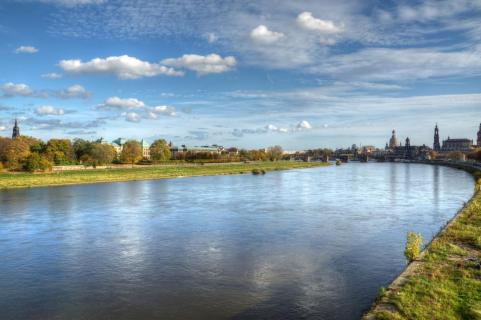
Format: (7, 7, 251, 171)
(0, 0, 480, 149)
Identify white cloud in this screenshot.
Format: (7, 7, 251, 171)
(250, 25, 284, 43)
(59, 55, 184, 79)
(15, 46, 38, 54)
(0, 126, 6, 131)
(151, 105, 176, 116)
(100, 97, 145, 109)
(58, 84, 90, 99)
(266, 124, 289, 133)
(162, 54, 236, 75)
(124, 112, 142, 123)
(297, 12, 343, 34)
(296, 120, 312, 130)
(35, 105, 65, 116)
(1, 82, 33, 97)
(311, 46, 481, 81)
(42, 73, 63, 79)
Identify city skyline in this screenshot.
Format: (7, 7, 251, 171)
(0, 0, 481, 149)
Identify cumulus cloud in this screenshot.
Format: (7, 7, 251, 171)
(42, 73, 63, 80)
(1, 82, 91, 99)
(57, 84, 91, 99)
(59, 55, 184, 79)
(35, 105, 65, 116)
(250, 25, 284, 43)
(1, 82, 33, 97)
(297, 12, 343, 34)
(124, 112, 142, 123)
(0, 126, 6, 131)
(99, 97, 145, 109)
(162, 54, 236, 75)
(296, 120, 312, 130)
(98, 97, 176, 122)
(266, 124, 289, 133)
(150, 105, 176, 117)
(15, 46, 39, 54)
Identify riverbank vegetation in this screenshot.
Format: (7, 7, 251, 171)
(0, 135, 307, 173)
(0, 161, 327, 190)
(364, 171, 481, 319)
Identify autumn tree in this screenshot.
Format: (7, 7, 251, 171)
(149, 139, 171, 161)
(0, 137, 31, 169)
(45, 139, 74, 165)
(120, 140, 142, 166)
(91, 143, 116, 166)
(23, 153, 52, 172)
(266, 145, 283, 161)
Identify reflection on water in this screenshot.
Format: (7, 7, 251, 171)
(0, 163, 474, 320)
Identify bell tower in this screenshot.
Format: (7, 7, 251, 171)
(433, 123, 440, 151)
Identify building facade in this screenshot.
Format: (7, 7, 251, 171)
(441, 138, 473, 152)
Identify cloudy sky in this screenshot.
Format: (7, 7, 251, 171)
(0, 0, 480, 149)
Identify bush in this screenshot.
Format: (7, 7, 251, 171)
(404, 232, 423, 263)
(252, 169, 266, 175)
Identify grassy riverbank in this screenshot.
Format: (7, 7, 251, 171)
(0, 161, 327, 190)
(364, 170, 481, 319)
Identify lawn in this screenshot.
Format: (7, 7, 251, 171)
(364, 171, 481, 319)
(0, 161, 327, 190)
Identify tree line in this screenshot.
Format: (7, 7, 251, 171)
(0, 136, 287, 172)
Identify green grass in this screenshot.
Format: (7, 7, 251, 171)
(365, 175, 481, 320)
(0, 161, 327, 190)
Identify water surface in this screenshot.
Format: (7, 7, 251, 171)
(0, 163, 474, 319)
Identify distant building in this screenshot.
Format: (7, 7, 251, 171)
(12, 119, 20, 139)
(433, 124, 441, 151)
(112, 138, 151, 160)
(441, 137, 473, 152)
(477, 123, 481, 147)
(388, 130, 398, 149)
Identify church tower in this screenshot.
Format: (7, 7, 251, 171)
(477, 123, 481, 147)
(433, 123, 440, 151)
(389, 130, 398, 149)
(12, 119, 20, 139)
(405, 137, 411, 159)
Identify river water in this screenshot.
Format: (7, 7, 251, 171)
(0, 163, 474, 319)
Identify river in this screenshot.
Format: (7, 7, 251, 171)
(0, 163, 474, 319)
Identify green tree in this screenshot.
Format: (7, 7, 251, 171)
(266, 145, 283, 161)
(149, 139, 171, 161)
(91, 143, 116, 166)
(120, 140, 142, 166)
(73, 139, 94, 162)
(404, 232, 423, 263)
(45, 139, 74, 165)
(23, 153, 52, 172)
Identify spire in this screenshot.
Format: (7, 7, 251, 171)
(433, 123, 440, 151)
(12, 118, 20, 139)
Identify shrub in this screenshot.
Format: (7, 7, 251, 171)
(404, 232, 423, 263)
